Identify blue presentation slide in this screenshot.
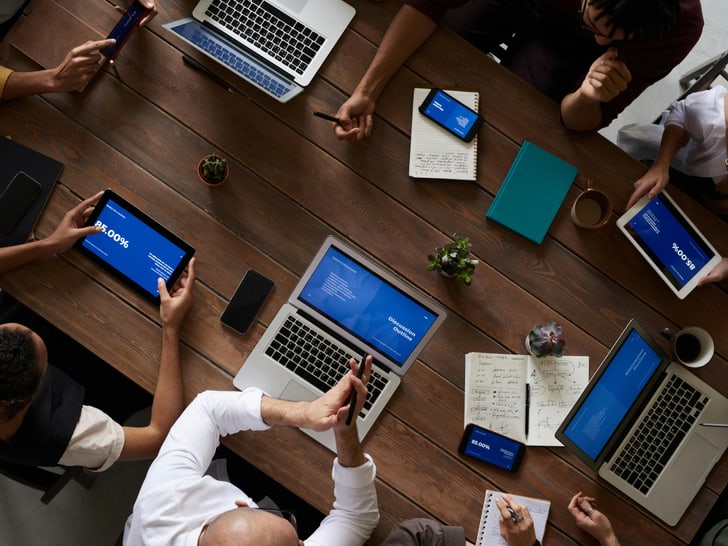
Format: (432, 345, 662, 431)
(463, 427, 520, 470)
(81, 199, 187, 297)
(300, 247, 438, 366)
(627, 196, 712, 287)
(423, 90, 479, 139)
(563, 330, 662, 460)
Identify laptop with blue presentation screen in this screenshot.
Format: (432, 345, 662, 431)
(233, 235, 447, 451)
(555, 319, 728, 526)
(163, 0, 355, 102)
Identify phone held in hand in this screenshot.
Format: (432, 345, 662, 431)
(418, 88, 484, 142)
(458, 423, 526, 472)
(221, 270, 275, 334)
(0, 171, 42, 234)
(100, 1, 151, 61)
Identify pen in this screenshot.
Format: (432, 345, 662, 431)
(700, 423, 728, 427)
(506, 507, 519, 523)
(524, 383, 530, 437)
(182, 54, 234, 93)
(345, 356, 367, 426)
(313, 111, 341, 124)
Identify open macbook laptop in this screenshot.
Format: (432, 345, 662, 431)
(556, 319, 728, 526)
(163, 0, 355, 102)
(233, 236, 447, 451)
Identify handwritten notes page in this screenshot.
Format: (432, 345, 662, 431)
(464, 353, 589, 446)
(476, 490, 550, 546)
(409, 88, 479, 180)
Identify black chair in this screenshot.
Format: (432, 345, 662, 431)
(0, 460, 95, 503)
(677, 49, 728, 101)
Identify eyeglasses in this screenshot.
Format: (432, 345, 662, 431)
(578, 0, 613, 39)
(257, 507, 298, 534)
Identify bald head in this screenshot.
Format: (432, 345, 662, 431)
(200, 507, 300, 546)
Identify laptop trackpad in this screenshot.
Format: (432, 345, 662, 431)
(281, 380, 318, 403)
(278, 0, 308, 14)
(673, 435, 719, 484)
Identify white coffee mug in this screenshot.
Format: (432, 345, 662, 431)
(660, 326, 714, 368)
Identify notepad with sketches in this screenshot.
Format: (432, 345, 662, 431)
(486, 140, 577, 243)
(409, 88, 479, 181)
(464, 352, 589, 446)
(476, 490, 550, 546)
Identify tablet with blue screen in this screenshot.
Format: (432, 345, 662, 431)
(75, 190, 195, 303)
(616, 191, 720, 299)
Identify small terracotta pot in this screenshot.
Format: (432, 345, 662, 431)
(197, 156, 229, 187)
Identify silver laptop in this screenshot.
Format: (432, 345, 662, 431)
(556, 319, 728, 526)
(233, 236, 447, 451)
(163, 0, 355, 102)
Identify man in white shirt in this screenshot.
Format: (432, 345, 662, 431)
(124, 356, 379, 546)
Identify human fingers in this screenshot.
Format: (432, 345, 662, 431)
(71, 39, 116, 57)
(139, 0, 158, 26)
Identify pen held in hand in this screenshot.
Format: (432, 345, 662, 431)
(313, 111, 341, 125)
(345, 356, 367, 426)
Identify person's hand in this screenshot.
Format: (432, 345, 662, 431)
(568, 492, 620, 546)
(159, 258, 195, 331)
(334, 91, 375, 144)
(114, 0, 158, 26)
(626, 162, 670, 209)
(44, 191, 104, 252)
(579, 48, 631, 104)
(48, 40, 115, 92)
(496, 495, 537, 546)
(698, 257, 728, 286)
(301, 355, 372, 431)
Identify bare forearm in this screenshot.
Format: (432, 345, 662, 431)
(354, 5, 437, 101)
(560, 90, 603, 132)
(0, 238, 60, 274)
(334, 425, 365, 467)
(148, 326, 185, 432)
(653, 124, 689, 168)
(260, 395, 307, 427)
(2, 70, 57, 101)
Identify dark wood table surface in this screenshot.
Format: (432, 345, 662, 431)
(1, 0, 726, 543)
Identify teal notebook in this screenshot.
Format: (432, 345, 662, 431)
(486, 140, 577, 244)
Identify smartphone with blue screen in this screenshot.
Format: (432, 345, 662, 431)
(458, 423, 526, 472)
(100, 1, 151, 61)
(418, 88, 484, 142)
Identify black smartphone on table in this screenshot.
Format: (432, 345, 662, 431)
(458, 423, 526, 472)
(100, 1, 152, 61)
(221, 270, 275, 334)
(418, 88, 484, 142)
(0, 171, 42, 234)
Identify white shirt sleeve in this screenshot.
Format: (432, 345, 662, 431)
(57, 405, 124, 472)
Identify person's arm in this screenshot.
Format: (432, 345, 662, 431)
(0, 191, 103, 274)
(698, 257, 728, 286)
(560, 48, 631, 133)
(334, 5, 437, 143)
(496, 495, 538, 546)
(568, 492, 620, 546)
(1, 39, 115, 101)
(114, 0, 158, 27)
(118, 258, 195, 460)
(624, 124, 690, 208)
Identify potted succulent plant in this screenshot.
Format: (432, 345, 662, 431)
(197, 152, 229, 186)
(526, 321, 565, 357)
(427, 233, 478, 285)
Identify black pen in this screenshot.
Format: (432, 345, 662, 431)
(182, 54, 234, 93)
(507, 507, 519, 523)
(700, 423, 728, 427)
(345, 356, 367, 426)
(313, 111, 341, 125)
(524, 383, 530, 437)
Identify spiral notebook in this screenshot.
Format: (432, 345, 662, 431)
(409, 88, 479, 180)
(476, 490, 550, 546)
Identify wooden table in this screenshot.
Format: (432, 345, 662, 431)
(1, 0, 726, 543)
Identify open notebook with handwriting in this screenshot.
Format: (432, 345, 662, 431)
(476, 490, 550, 546)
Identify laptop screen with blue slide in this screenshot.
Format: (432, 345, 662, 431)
(557, 324, 666, 468)
(297, 245, 441, 368)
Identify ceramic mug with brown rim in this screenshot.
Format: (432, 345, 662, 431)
(570, 179, 612, 228)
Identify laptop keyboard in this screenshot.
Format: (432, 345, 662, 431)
(264, 314, 389, 418)
(610, 374, 708, 495)
(185, 25, 293, 97)
(205, 0, 325, 75)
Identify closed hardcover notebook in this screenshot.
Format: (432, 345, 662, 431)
(486, 140, 577, 243)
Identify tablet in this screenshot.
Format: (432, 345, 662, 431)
(616, 191, 721, 299)
(75, 190, 195, 303)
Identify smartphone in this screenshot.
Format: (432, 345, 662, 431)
(458, 423, 526, 472)
(221, 270, 275, 334)
(0, 171, 42, 234)
(100, 1, 151, 61)
(418, 88, 484, 142)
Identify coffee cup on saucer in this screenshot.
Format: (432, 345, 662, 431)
(660, 326, 714, 368)
(570, 179, 612, 228)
